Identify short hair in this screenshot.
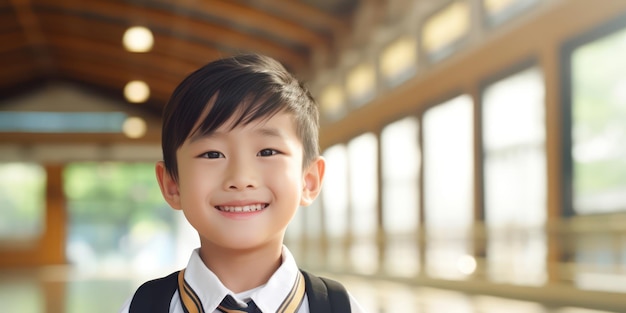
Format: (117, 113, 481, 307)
(161, 54, 320, 181)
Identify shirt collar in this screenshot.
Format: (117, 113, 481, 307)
(183, 245, 300, 313)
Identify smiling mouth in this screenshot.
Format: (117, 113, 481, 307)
(215, 203, 268, 213)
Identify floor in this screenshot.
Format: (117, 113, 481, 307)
(0, 266, 621, 313)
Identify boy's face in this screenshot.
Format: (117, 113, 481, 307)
(156, 110, 324, 251)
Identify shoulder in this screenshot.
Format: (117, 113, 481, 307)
(128, 271, 180, 313)
(300, 270, 352, 313)
(138, 271, 180, 288)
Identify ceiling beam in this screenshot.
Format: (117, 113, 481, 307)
(255, 0, 349, 37)
(37, 13, 225, 67)
(0, 11, 22, 32)
(153, 0, 329, 48)
(0, 31, 28, 53)
(35, 0, 309, 72)
(56, 57, 177, 103)
(48, 34, 199, 79)
(8, 0, 51, 69)
(0, 60, 40, 87)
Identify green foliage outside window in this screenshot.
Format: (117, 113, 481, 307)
(64, 162, 176, 267)
(572, 27, 626, 213)
(0, 163, 45, 241)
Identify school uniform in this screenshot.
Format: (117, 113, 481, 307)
(119, 246, 365, 313)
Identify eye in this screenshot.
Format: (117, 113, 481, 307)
(257, 149, 279, 157)
(199, 151, 224, 159)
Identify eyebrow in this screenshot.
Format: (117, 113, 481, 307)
(256, 127, 284, 139)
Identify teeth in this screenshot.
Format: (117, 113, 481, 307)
(218, 204, 265, 212)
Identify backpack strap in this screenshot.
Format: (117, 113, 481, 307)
(129, 269, 351, 313)
(300, 270, 351, 313)
(129, 271, 180, 313)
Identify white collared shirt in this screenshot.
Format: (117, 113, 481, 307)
(119, 246, 366, 313)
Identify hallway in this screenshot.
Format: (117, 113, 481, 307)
(1, 265, 623, 313)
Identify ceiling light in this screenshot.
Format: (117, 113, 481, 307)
(122, 117, 147, 139)
(319, 85, 345, 117)
(123, 26, 154, 52)
(124, 80, 150, 103)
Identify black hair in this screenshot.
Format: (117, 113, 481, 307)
(161, 54, 319, 181)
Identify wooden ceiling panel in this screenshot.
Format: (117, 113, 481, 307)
(55, 56, 178, 102)
(48, 35, 200, 79)
(150, 0, 330, 48)
(0, 32, 29, 53)
(37, 12, 224, 68)
(0, 56, 40, 85)
(34, 0, 308, 70)
(0, 10, 22, 32)
(0, 0, 363, 137)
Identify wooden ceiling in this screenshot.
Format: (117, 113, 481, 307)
(0, 0, 360, 117)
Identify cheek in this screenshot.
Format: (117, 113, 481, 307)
(177, 162, 214, 194)
(272, 165, 305, 196)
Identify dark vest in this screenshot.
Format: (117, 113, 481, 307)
(128, 270, 351, 313)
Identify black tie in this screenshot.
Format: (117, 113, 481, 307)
(218, 295, 260, 313)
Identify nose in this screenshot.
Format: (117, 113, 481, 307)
(223, 156, 258, 191)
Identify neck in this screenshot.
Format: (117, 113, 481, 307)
(198, 241, 283, 293)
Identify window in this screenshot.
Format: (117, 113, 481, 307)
(380, 36, 417, 87)
(322, 144, 349, 269)
(482, 66, 547, 285)
(0, 163, 45, 243)
(423, 95, 474, 279)
(422, 0, 470, 61)
(381, 117, 420, 276)
(483, 0, 538, 27)
(318, 84, 346, 120)
(567, 21, 626, 293)
(346, 62, 377, 107)
(382, 117, 420, 235)
(348, 133, 379, 274)
(64, 162, 197, 273)
(571, 26, 626, 215)
(303, 198, 325, 267)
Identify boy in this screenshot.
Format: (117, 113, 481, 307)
(119, 54, 365, 312)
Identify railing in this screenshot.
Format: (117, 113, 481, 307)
(288, 213, 626, 311)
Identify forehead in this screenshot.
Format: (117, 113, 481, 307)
(185, 91, 292, 138)
(187, 109, 298, 143)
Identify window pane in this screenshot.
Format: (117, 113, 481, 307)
(318, 84, 346, 120)
(322, 144, 349, 269)
(423, 95, 474, 279)
(571, 26, 626, 214)
(483, 0, 538, 27)
(0, 163, 45, 242)
(483, 67, 546, 225)
(303, 198, 325, 268)
(322, 145, 349, 237)
(348, 133, 378, 237)
(348, 133, 378, 274)
(570, 24, 626, 294)
(381, 117, 420, 234)
(346, 63, 376, 106)
(380, 36, 417, 87)
(381, 117, 420, 277)
(482, 66, 547, 285)
(422, 0, 470, 61)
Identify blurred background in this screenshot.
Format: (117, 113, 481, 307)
(1, 0, 626, 312)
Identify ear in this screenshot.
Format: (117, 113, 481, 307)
(155, 161, 182, 210)
(300, 156, 325, 206)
